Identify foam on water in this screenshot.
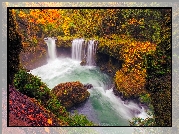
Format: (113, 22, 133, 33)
(30, 57, 150, 126)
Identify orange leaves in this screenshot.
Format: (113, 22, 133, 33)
(128, 18, 144, 25)
(47, 118, 53, 125)
(121, 41, 156, 65)
(36, 18, 46, 25)
(27, 115, 35, 120)
(115, 40, 156, 98)
(9, 100, 13, 105)
(128, 18, 138, 24)
(18, 9, 61, 26)
(115, 67, 146, 98)
(19, 11, 26, 18)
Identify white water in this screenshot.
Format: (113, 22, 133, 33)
(30, 58, 151, 126)
(72, 39, 98, 66)
(30, 37, 151, 126)
(72, 38, 84, 61)
(86, 40, 97, 66)
(44, 37, 57, 60)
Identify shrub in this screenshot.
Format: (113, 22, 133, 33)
(13, 69, 95, 126)
(115, 67, 147, 98)
(45, 96, 69, 117)
(51, 81, 90, 109)
(139, 93, 152, 105)
(13, 69, 51, 103)
(66, 111, 96, 126)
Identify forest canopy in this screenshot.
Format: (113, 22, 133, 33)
(14, 8, 168, 44)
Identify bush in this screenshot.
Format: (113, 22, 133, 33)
(139, 93, 151, 105)
(13, 69, 51, 103)
(45, 96, 69, 117)
(13, 69, 95, 126)
(66, 111, 96, 126)
(52, 81, 90, 109)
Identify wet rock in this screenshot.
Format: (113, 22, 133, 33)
(84, 83, 93, 89)
(130, 109, 141, 116)
(80, 60, 86, 66)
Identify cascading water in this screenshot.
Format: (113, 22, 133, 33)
(86, 40, 97, 66)
(44, 37, 57, 60)
(71, 38, 85, 61)
(71, 38, 98, 66)
(30, 38, 151, 127)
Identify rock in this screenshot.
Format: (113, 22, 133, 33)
(113, 86, 122, 97)
(80, 60, 86, 66)
(51, 81, 90, 109)
(84, 83, 93, 89)
(130, 109, 141, 116)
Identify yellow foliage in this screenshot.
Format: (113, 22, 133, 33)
(47, 118, 52, 125)
(115, 67, 147, 98)
(115, 41, 156, 98)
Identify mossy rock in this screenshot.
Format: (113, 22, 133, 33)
(52, 81, 90, 109)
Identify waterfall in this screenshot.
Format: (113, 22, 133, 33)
(72, 38, 85, 61)
(71, 38, 98, 66)
(86, 40, 97, 66)
(44, 37, 57, 60)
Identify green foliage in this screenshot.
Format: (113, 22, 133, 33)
(130, 116, 156, 126)
(139, 93, 151, 105)
(151, 89, 172, 126)
(13, 69, 95, 126)
(130, 107, 156, 126)
(46, 96, 68, 117)
(13, 69, 51, 103)
(119, 9, 162, 43)
(66, 111, 96, 126)
(13, 69, 67, 116)
(145, 9, 172, 126)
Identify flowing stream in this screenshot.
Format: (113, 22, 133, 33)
(30, 37, 150, 126)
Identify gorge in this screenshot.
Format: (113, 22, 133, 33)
(30, 37, 151, 126)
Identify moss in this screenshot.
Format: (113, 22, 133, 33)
(51, 81, 90, 109)
(56, 36, 74, 47)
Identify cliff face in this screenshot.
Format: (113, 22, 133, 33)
(96, 51, 123, 78)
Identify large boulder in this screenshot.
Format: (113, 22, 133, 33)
(51, 81, 90, 109)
